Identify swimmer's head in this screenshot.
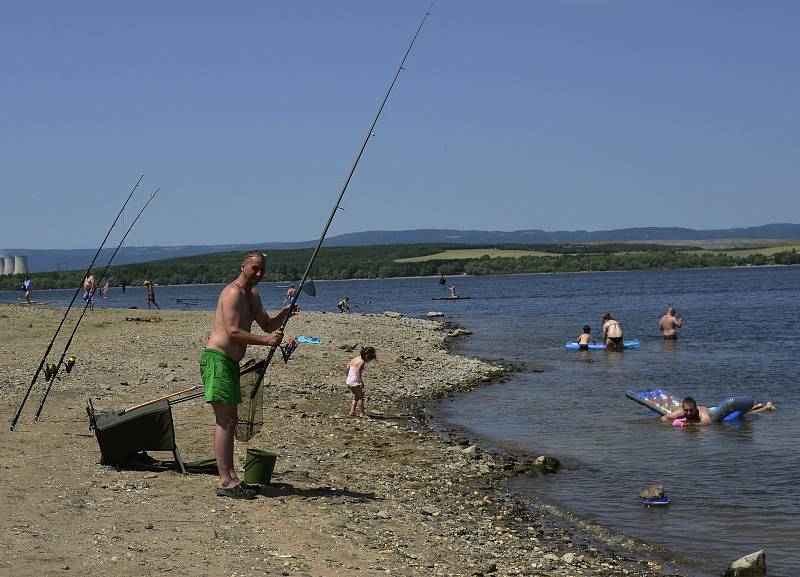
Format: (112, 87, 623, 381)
(668, 307, 676, 315)
(583, 325, 591, 334)
(682, 397, 699, 421)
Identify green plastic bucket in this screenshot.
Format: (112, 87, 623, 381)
(243, 449, 278, 485)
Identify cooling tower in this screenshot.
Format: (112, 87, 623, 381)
(3, 256, 14, 275)
(14, 255, 29, 276)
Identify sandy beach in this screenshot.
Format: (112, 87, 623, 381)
(0, 304, 681, 577)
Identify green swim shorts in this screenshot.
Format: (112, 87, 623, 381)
(200, 348, 241, 404)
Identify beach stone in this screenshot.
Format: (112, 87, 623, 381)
(534, 455, 561, 473)
(383, 311, 402, 318)
(426, 311, 444, 318)
(562, 552, 576, 564)
(722, 550, 766, 577)
(461, 445, 478, 457)
(639, 485, 665, 500)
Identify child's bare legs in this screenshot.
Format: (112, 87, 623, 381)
(348, 384, 367, 417)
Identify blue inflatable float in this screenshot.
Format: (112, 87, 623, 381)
(565, 340, 640, 350)
(642, 496, 670, 506)
(625, 388, 754, 422)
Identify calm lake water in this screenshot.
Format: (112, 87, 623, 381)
(4, 266, 798, 575)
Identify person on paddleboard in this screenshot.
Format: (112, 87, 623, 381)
(449, 284, 459, 298)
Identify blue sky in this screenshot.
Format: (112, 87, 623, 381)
(2, 1, 798, 249)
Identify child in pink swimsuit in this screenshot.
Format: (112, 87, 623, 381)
(346, 346, 377, 418)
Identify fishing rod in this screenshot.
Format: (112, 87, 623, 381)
(10, 175, 145, 431)
(32, 188, 160, 422)
(249, 3, 434, 400)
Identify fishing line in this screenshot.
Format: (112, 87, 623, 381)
(248, 2, 435, 402)
(10, 175, 145, 431)
(31, 188, 160, 422)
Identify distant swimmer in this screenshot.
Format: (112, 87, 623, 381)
(661, 396, 712, 425)
(576, 325, 596, 350)
(286, 285, 296, 300)
(659, 307, 683, 339)
(338, 296, 350, 313)
(449, 284, 459, 298)
(438, 272, 446, 285)
(602, 313, 624, 351)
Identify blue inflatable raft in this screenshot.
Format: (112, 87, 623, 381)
(565, 340, 640, 350)
(642, 496, 670, 506)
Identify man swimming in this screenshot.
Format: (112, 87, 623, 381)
(661, 396, 712, 425)
(659, 307, 683, 339)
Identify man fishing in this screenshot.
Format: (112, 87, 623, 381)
(201, 251, 296, 499)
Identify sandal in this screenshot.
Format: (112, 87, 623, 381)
(215, 483, 257, 500)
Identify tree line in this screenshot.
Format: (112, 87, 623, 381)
(2, 243, 798, 291)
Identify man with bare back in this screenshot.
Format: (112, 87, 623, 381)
(659, 307, 683, 339)
(200, 251, 295, 499)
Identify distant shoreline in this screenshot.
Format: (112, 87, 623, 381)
(1, 262, 798, 295)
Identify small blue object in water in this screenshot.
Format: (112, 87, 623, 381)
(565, 340, 640, 350)
(642, 496, 670, 506)
(296, 336, 321, 344)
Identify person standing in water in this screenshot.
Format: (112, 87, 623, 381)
(659, 307, 683, 339)
(576, 325, 596, 350)
(602, 313, 624, 351)
(201, 251, 296, 499)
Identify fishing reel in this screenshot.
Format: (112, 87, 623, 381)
(279, 340, 298, 364)
(44, 356, 77, 381)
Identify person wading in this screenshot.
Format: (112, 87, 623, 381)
(659, 307, 683, 339)
(200, 251, 296, 499)
(602, 313, 624, 351)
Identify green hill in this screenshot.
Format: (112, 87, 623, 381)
(2, 242, 798, 291)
